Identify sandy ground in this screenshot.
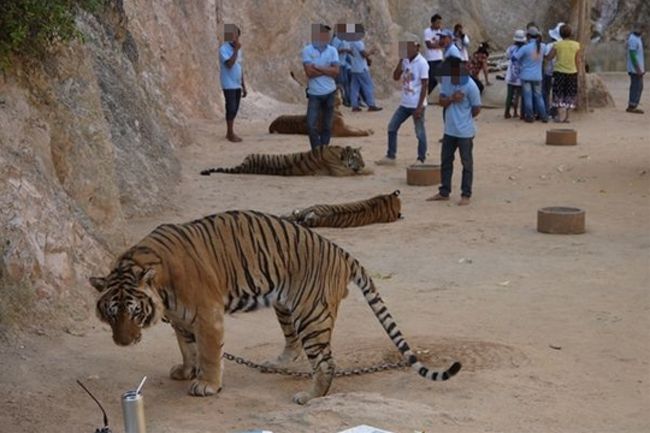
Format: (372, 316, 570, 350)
(1, 73, 649, 433)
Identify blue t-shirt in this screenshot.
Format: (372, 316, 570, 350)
(514, 40, 544, 82)
(627, 33, 645, 73)
(444, 43, 463, 60)
(302, 44, 340, 96)
(219, 42, 242, 89)
(440, 77, 481, 138)
(349, 40, 368, 73)
(331, 36, 351, 69)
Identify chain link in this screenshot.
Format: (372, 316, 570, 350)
(223, 351, 410, 378)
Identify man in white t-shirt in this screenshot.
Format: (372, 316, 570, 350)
(376, 36, 429, 166)
(423, 14, 443, 95)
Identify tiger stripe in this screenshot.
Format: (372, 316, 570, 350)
(285, 190, 402, 228)
(91, 210, 460, 404)
(199, 145, 369, 177)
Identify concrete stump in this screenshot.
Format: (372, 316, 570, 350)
(407, 164, 441, 186)
(546, 129, 578, 146)
(537, 207, 586, 234)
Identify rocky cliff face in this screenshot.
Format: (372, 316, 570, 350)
(0, 1, 220, 330)
(0, 0, 643, 330)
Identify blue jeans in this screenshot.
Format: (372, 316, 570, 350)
(306, 91, 335, 149)
(521, 80, 547, 121)
(542, 74, 553, 114)
(387, 105, 427, 161)
(629, 73, 644, 108)
(350, 70, 376, 108)
(439, 134, 474, 198)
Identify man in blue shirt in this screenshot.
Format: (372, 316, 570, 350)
(219, 24, 247, 142)
(626, 25, 645, 114)
(302, 24, 340, 149)
(348, 26, 382, 113)
(428, 57, 481, 206)
(331, 25, 352, 106)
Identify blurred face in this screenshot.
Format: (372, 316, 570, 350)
(311, 24, 331, 45)
(224, 24, 239, 43)
(439, 35, 451, 48)
(399, 41, 419, 58)
(432, 18, 442, 30)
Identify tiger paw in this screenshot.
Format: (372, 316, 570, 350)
(169, 364, 198, 380)
(292, 391, 313, 405)
(188, 379, 221, 397)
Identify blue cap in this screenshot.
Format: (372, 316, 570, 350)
(439, 29, 454, 38)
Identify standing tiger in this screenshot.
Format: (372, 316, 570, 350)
(200, 145, 371, 177)
(285, 190, 402, 228)
(90, 211, 461, 404)
(269, 90, 374, 137)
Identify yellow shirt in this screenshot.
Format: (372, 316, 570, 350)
(553, 40, 580, 74)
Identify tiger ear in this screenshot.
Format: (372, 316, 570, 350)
(89, 277, 107, 292)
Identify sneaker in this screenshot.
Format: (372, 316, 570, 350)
(458, 196, 471, 206)
(375, 156, 397, 166)
(413, 158, 425, 165)
(352, 107, 362, 112)
(368, 106, 383, 112)
(626, 107, 644, 114)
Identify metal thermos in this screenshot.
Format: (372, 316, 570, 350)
(121, 377, 147, 433)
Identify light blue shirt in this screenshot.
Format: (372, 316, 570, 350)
(440, 77, 481, 138)
(349, 40, 368, 73)
(331, 36, 351, 68)
(444, 43, 463, 60)
(514, 41, 544, 81)
(302, 44, 340, 96)
(219, 42, 242, 89)
(627, 33, 645, 73)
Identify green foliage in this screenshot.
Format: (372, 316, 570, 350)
(0, 0, 104, 69)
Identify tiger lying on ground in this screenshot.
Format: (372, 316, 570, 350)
(269, 90, 374, 137)
(90, 210, 461, 404)
(284, 190, 402, 228)
(200, 145, 372, 176)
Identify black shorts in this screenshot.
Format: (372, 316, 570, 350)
(223, 88, 242, 121)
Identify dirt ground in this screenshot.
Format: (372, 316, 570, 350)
(1, 73, 649, 433)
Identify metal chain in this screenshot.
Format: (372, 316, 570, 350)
(223, 351, 410, 378)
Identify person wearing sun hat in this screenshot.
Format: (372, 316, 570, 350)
(547, 24, 581, 122)
(504, 29, 526, 118)
(543, 22, 564, 117)
(513, 26, 548, 122)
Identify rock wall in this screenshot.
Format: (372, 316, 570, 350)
(0, 1, 221, 330)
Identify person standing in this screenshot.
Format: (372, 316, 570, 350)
(543, 22, 564, 117)
(424, 14, 444, 95)
(375, 37, 429, 166)
(220, 24, 247, 142)
(548, 24, 581, 122)
(454, 23, 470, 61)
(302, 24, 340, 149)
(427, 57, 481, 206)
(514, 27, 548, 123)
(331, 25, 352, 106)
(505, 30, 526, 119)
(626, 25, 645, 114)
(349, 26, 382, 112)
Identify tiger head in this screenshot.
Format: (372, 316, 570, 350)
(340, 146, 366, 173)
(90, 252, 165, 346)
